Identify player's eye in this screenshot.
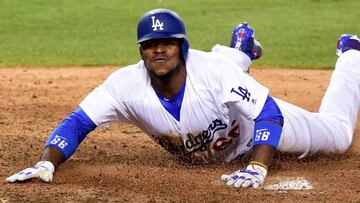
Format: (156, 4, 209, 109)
(162, 41, 176, 46)
(140, 39, 179, 50)
(140, 42, 154, 50)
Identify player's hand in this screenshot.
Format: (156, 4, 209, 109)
(5, 161, 55, 183)
(220, 163, 267, 188)
(230, 22, 262, 61)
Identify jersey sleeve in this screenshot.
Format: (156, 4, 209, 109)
(220, 60, 269, 120)
(79, 73, 131, 127)
(211, 44, 252, 73)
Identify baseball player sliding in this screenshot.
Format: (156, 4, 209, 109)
(6, 8, 360, 188)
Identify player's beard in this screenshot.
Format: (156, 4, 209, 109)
(146, 59, 185, 82)
(147, 58, 186, 99)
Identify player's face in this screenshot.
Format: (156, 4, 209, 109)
(140, 38, 182, 77)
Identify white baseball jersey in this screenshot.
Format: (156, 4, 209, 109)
(80, 47, 268, 163)
(80, 45, 360, 162)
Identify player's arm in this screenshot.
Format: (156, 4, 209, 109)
(5, 107, 96, 183)
(211, 40, 262, 73)
(221, 95, 283, 188)
(211, 23, 263, 73)
(229, 22, 262, 62)
(211, 44, 253, 73)
(249, 94, 283, 165)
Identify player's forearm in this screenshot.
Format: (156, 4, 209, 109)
(40, 146, 66, 168)
(250, 144, 276, 167)
(6, 108, 95, 183)
(44, 107, 96, 164)
(251, 95, 283, 167)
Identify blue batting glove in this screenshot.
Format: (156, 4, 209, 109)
(336, 34, 360, 56)
(230, 22, 262, 60)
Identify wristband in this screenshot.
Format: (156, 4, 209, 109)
(249, 160, 268, 170)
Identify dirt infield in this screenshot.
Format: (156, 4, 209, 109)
(0, 67, 359, 202)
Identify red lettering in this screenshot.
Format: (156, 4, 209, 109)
(212, 137, 232, 151)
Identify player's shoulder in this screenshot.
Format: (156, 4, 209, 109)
(188, 48, 229, 62)
(187, 49, 241, 78)
(108, 61, 147, 80)
(188, 49, 239, 69)
(101, 61, 149, 98)
(105, 61, 148, 86)
(185, 49, 239, 91)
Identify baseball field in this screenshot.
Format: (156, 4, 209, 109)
(1, 0, 360, 202)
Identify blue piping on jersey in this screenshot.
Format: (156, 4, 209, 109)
(156, 79, 186, 121)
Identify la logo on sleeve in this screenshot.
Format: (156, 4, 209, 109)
(151, 16, 164, 31)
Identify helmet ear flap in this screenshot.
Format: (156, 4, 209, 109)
(181, 38, 190, 61)
(139, 46, 144, 60)
(137, 8, 190, 60)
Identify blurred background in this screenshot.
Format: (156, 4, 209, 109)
(0, 0, 359, 68)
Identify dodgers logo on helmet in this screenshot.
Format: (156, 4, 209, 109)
(137, 8, 190, 60)
(151, 16, 164, 31)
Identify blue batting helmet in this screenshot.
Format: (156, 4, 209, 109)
(137, 8, 190, 60)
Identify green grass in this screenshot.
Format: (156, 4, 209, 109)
(0, 0, 359, 68)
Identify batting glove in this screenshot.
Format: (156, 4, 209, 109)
(230, 22, 262, 61)
(220, 163, 267, 188)
(5, 161, 55, 183)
